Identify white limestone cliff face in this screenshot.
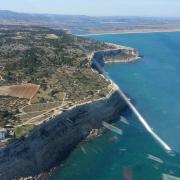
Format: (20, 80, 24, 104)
(91, 47, 139, 67)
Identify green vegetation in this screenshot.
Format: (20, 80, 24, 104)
(0, 25, 112, 139)
(15, 124, 35, 138)
(105, 54, 138, 62)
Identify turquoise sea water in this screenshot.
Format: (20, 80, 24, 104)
(52, 32, 180, 180)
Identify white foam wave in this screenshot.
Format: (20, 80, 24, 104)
(93, 59, 172, 152)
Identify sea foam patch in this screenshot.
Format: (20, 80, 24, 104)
(163, 174, 180, 180)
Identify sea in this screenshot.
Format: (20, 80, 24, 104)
(51, 32, 180, 180)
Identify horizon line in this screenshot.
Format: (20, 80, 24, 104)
(1, 9, 180, 19)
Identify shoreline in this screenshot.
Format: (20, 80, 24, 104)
(35, 46, 139, 180)
(3, 45, 139, 180)
(91, 47, 172, 152)
(46, 45, 172, 180)
(77, 29, 180, 36)
(38, 128, 108, 180)
(30, 37, 171, 180)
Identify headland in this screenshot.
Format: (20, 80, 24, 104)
(0, 25, 139, 180)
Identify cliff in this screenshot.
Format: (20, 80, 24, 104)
(91, 46, 139, 68)
(0, 46, 138, 180)
(0, 91, 127, 180)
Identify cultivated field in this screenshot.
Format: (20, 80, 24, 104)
(0, 84, 40, 99)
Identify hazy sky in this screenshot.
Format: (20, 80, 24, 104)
(1, 0, 180, 17)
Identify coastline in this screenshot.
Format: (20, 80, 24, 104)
(36, 47, 140, 180)
(0, 44, 139, 180)
(90, 45, 140, 67)
(1, 88, 127, 180)
(77, 28, 180, 36)
(91, 47, 172, 152)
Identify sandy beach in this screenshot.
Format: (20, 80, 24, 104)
(78, 28, 180, 36)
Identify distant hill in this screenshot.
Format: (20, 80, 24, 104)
(0, 10, 90, 20)
(1, 10, 180, 34)
(0, 10, 98, 34)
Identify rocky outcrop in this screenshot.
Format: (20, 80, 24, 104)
(91, 47, 139, 68)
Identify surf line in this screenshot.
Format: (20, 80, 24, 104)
(113, 81, 172, 151)
(92, 59, 172, 152)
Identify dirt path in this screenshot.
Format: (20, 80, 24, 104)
(0, 66, 4, 81)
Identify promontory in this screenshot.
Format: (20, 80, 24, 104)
(0, 25, 139, 180)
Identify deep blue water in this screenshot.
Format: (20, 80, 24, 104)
(92, 32, 180, 152)
(51, 32, 180, 180)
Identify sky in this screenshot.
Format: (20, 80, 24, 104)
(1, 0, 180, 17)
